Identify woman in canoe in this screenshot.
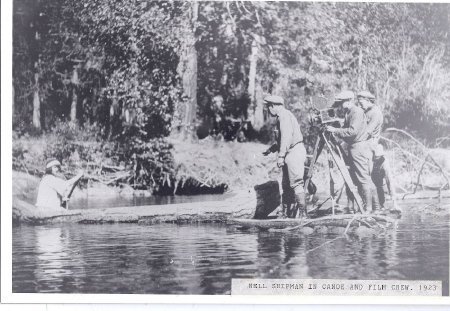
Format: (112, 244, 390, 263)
(35, 158, 83, 210)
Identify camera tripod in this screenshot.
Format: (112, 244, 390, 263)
(304, 130, 364, 214)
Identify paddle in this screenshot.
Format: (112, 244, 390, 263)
(62, 172, 83, 209)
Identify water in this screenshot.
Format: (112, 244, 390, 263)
(69, 193, 233, 210)
(12, 199, 449, 295)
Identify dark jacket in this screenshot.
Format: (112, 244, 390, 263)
(334, 105, 368, 144)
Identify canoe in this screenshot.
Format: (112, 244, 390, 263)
(13, 180, 282, 225)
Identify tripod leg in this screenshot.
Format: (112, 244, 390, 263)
(321, 132, 364, 213)
(335, 183, 345, 204)
(304, 136, 325, 194)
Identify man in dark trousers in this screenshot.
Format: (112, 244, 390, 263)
(372, 144, 400, 211)
(262, 95, 307, 219)
(325, 90, 380, 213)
(357, 90, 384, 211)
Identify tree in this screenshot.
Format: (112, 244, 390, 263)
(176, 1, 199, 138)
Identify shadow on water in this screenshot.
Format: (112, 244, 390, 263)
(12, 199, 449, 295)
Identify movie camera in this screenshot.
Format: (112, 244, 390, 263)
(308, 95, 344, 128)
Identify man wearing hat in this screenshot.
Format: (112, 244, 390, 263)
(35, 158, 84, 210)
(357, 91, 383, 149)
(325, 90, 380, 213)
(262, 95, 307, 218)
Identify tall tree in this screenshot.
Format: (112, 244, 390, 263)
(176, 1, 199, 138)
(32, 60, 41, 129)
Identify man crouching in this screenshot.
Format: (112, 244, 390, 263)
(262, 95, 307, 219)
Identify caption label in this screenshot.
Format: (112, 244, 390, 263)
(231, 279, 442, 296)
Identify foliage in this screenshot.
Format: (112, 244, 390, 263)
(120, 138, 175, 191)
(29, 123, 176, 192)
(12, 1, 450, 191)
(382, 47, 450, 140)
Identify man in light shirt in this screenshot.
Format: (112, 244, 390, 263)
(357, 91, 383, 148)
(35, 158, 83, 210)
(357, 91, 385, 212)
(262, 95, 307, 219)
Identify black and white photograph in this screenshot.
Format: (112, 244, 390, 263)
(2, 0, 450, 303)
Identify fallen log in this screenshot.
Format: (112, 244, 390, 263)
(228, 214, 397, 232)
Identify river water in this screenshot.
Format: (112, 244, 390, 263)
(12, 198, 449, 295)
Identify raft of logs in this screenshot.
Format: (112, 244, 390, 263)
(228, 213, 398, 237)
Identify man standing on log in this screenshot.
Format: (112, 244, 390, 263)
(262, 95, 307, 219)
(357, 90, 384, 212)
(325, 91, 379, 213)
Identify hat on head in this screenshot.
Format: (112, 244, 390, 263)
(334, 90, 355, 102)
(374, 144, 385, 157)
(263, 95, 284, 106)
(332, 90, 354, 107)
(357, 91, 375, 101)
(46, 158, 61, 169)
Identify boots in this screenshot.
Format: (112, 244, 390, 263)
(277, 203, 289, 219)
(360, 185, 373, 214)
(371, 185, 381, 213)
(295, 192, 307, 219)
(288, 203, 298, 218)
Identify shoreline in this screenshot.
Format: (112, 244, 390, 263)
(12, 169, 450, 226)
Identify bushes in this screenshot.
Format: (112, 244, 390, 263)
(382, 47, 450, 140)
(117, 137, 175, 191)
(13, 121, 177, 193)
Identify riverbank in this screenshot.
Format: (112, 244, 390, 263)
(13, 133, 282, 195)
(12, 167, 450, 225)
(12, 132, 450, 199)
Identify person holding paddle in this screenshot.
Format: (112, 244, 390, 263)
(35, 158, 84, 210)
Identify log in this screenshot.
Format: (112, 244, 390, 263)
(228, 214, 397, 231)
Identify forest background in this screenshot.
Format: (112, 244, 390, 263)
(12, 1, 450, 196)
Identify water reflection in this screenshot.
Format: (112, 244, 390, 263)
(256, 232, 310, 279)
(12, 206, 449, 295)
(70, 193, 232, 210)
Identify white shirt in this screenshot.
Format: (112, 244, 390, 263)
(35, 175, 69, 209)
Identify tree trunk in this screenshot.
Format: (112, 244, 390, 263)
(70, 67, 79, 123)
(357, 47, 363, 89)
(176, 1, 198, 138)
(229, 214, 396, 230)
(12, 82, 15, 118)
(32, 62, 41, 130)
(247, 38, 258, 126)
(253, 82, 265, 130)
